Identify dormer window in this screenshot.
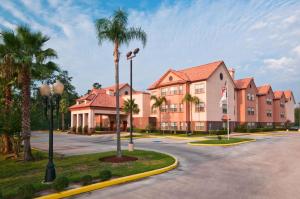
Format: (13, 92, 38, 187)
(125, 91, 129, 95)
(220, 73, 223, 80)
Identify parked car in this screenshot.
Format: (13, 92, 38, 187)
(289, 126, 299, 131)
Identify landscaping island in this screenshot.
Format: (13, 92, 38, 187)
(0, 150, 176, 199)
(189, 137, 255, 146)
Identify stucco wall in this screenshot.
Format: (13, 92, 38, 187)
(285, 98, 295, 123)
(258, 91, 274, 123)
(206, 64, 236, 122)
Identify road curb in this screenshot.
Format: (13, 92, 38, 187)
(187, 139, 256, 147)
(35, 154, 178, 199)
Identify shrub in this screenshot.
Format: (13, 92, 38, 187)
(34, 151, 46, 160)
(80, 175, 93, 186)
(53, 176, 69, 191)
(77, 126, 82, 134)
(217, 135, 222, 140)
(99, 170, 112, 181)
(17, 184, 35, 199)
(0, 190, 3, 199)
(133, 128, 145, 133)
(71, 126, 76, 133)
(83, 125, 88, 133)
(95, 126, 102, 131)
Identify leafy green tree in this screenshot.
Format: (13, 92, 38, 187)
(295, 107, 300, 126)
(182, 93, 200, 134)
(93, 82, 102, 89)
(150, 95, 167, 132)
(95, 9, 147, 157)
(14, 26, 58, 161)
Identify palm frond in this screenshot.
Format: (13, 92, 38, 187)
(125, 27, 147, 47)
(95, 18, 113, 45)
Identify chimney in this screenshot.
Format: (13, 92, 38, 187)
(229, 68, 235, 80)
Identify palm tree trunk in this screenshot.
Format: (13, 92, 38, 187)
(190, 102, 193, 134)
(114, 41, 121, 157)
(21, 67, 34, 161)
(61, 113, 65, 131)
(2, 85, 13, 154)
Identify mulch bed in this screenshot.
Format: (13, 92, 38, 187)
(99, 155, 138, 163)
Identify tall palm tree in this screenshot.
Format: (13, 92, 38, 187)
(15, 26, 58, 161)
(182, 93, 200, 135)
(95, 9, 147, 157)
(0, 30, 19, 154)
(151, 95, 167, 133)
(123, 99, 140, 115)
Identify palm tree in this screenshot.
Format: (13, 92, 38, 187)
(0, 30, 19, 154)
(123, 99, 140, 115)
(95, 9, 147, 157)
(15, 26, 58, 161)
(182, 93, 200, 135)
(151, 95, 167, 133)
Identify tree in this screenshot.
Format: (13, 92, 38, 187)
(182, 93, 200, 135)
(151, 95, 167, 133)
(123, 99, 140, 115)
(93, 82, 102, 89)
(15, 26, 58, 161)
(0, 30, 19, 154)
(95, 9, 147, 157)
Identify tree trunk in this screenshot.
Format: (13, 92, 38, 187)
(114, 41, 121, 158)
(21, 67, 34, 161)
(2, 85, 13, 154)
(190, 102, 193, 134)
(61, 113, 65, 131)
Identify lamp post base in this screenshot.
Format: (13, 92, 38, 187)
(128, 143, 134, 151)
(44, 161, 56, 183)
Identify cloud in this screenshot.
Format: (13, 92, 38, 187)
(250, 21, 268, 30)
(263, 57, 294, 70)
(293, 45, 300, 56)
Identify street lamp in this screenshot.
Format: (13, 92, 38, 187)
(126, 48, 139, 151)
(40, 80, 64, 182)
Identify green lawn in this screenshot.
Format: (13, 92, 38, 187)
(190, 137, 254, 145)
(0, 150, 175, 199)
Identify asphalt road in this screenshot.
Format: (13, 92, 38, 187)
(31, 132, 300, 199)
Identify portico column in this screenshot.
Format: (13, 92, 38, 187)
(76, 113, 79, 132)
(71, 113, 74, 128)
(88, 110, 95, 133)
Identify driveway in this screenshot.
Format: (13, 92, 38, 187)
(31, 132, 300, 199)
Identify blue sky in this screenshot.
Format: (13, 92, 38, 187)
(0, 0, 300, 101)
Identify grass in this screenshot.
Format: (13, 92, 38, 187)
(0, 149, 175, 199)
(190, 137, 254, 145)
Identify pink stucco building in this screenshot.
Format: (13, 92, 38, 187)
(69, 60, 296, 133)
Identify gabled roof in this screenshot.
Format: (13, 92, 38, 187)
(257, 84, 273, 96)
(284, 90, 296, 103)
(235, 77, 254, 90)
(103, 83, 129, 92)
(69, 88, 124, 110)
(273, 91, 285, 100)
(148, 60, 224, 90)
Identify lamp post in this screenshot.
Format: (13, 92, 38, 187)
(40, 80, 64, 182)
(126, 48, 139, 151)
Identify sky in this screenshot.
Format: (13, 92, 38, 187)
(0, 0, 300, 101)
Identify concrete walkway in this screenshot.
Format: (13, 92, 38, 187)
(31, 131, 300, 199)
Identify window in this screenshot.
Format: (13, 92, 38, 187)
(247, 107, 255, 115)
(195, 83, 205, 94)
(280, 112, 285, 118)
(247, 122, 255, 128)
(170, 86, 178, 95)
(161, 88, 167, 96)
(247, 93, 251, 100)
(161, 122, 168, 130)
(266, 98, 272, 105)
(280, 101, 285, 108)
(179, 103, 183, 112)
(169, 104, 177, 112)
(220, 73, 223, 80)
(195, 102, 205, 112)
(179, 122, 186, 130)
(170, 122, 177, 130)
(195, 122, 205, 130)
(124, 91, 129, 95)
(169, 76, 173, 81)
(266, 110, 272, 117)
(161, 104, 168, 112)
(222, 104, 227, 114)
(179, 85, 183, 94)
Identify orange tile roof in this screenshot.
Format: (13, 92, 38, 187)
(69, 88, 124, 110)
(103, 83, 128, 91)
(148, 60, 224, 89)
(273, 91, 285, 100)
(257, 85, 272, 95)
(234, 77, 253, 89)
